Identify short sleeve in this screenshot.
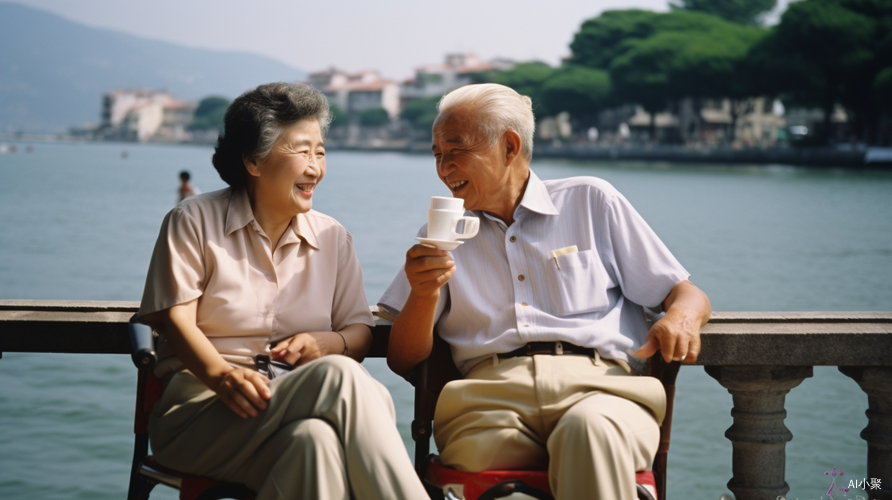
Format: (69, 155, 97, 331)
(331, 231, 375, 329)
(599, 191, 689, 309)
(137, 207, 205, 319)
(377, 225, 448, 321)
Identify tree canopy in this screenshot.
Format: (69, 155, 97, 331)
(189, 96, 230, 131)
(876, 67, 892, 112)
(329, 104, 346, 129)
(750, 0, 891, 140)
(540, 66, 611, 129)
(400, 96, 441, 135)
(486, 62, 556, 118)
(573, 10, 765, 116)
(669, 0, 777, 25)
(569, 9, 661, 70)
(359, 107, 390, 127)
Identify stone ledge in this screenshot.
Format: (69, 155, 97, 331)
(1, 301, 890, 365)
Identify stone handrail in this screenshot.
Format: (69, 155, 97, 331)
(1, 300, 890, 500)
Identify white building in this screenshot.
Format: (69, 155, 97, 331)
(308, 68, 400, 120)
(101, 89, 195, 142)
(400, 53, 514, 102)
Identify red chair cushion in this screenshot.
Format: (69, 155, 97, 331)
(425, 455, 656, 500)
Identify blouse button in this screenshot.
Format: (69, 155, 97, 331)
(518, 274, 525, 282)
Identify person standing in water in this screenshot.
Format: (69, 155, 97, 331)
(178, 170, 202, 203)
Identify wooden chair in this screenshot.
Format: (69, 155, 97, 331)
(411, 332, 680, 500)
(127, 316, 256, 500)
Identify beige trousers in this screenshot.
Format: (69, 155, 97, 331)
(434, 354, 666, 500)
(149, 356, 428, 500)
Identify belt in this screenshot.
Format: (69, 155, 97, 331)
(498, 341, 595, 358)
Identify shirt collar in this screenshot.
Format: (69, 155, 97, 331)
(292, 213, 320, 250)
(224, 188, 320, 250)
(516, 170, 559, 216)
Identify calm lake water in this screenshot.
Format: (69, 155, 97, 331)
(1, 141, 891, 500)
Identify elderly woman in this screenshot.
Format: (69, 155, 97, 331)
(138, 83, 426, 499)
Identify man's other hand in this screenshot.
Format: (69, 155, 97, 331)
(635, 280, 711, 364)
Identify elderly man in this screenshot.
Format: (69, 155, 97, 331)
(379, 83, 711, 499)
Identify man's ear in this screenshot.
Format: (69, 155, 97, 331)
(243, 155, 261, 177)
(503, 129, 522, 167)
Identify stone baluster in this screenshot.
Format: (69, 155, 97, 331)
(839, 366, 892, 500)
(705, 365, 813, 500)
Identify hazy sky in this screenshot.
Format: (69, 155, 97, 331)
(9, 0, 790, 81)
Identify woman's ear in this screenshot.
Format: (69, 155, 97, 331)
(243, 155, 261, 177)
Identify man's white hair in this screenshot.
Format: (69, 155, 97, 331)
(437, 83, 535, 161)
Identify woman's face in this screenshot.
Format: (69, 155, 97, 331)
(249, 118, 326, 216)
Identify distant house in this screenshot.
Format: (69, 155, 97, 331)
(400, 53, 514, 104)
(100, 89, 196, 142)
(308, 68, 399, 121)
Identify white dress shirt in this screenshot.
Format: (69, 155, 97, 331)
(139, 188, 374, 375)
(379, 171, 689, 375)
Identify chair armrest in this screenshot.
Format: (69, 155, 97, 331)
(128, 315, 157, 371)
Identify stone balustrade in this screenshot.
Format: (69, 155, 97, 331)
(1, 301, 891, 500)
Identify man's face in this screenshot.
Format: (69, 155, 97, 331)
(431, 107, 509, 213)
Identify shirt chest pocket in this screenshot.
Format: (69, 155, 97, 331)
(544, 249, 612, 316)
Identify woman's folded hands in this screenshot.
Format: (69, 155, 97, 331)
(214, 366, 271, 419)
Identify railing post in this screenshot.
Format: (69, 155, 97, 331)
(838, 366, 892, 500)
(705, 365, 813, 500)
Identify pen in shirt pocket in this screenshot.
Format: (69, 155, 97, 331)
(550, 245, 578, 270)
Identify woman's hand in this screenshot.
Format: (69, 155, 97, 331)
(145, 300, 274, 419)
(271, 324, 371, 365)
(270, 332, 339, 366)
(213, 366, 271, 419)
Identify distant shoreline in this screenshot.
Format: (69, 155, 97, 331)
(328, 141, 892, 169)
(3, 134, 890, 169)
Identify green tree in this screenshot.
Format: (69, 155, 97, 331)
(484, 62, 557, 118)
(750, 0, 886, 142)
(359, 107, 390, 127)
(608, 35, 677, 139)
(670, 0, 777, 26)
(662, 21, 766, 141)
(875, 67, 892, 112)
(570, 9, 766, 141)
(400, 96, 441, 135)
(329, 104, 346, 129)
(539, 66, 611, 131)
(569, 9, 662, 70)
(189, 96, 230, 131)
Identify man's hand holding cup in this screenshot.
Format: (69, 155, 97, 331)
(406, 196, 479, 298)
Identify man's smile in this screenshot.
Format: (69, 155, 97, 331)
(448, 180, 468, 193)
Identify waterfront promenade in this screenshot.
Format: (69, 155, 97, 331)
(1, 300, 890, 500)
(2, 143, 891, 498)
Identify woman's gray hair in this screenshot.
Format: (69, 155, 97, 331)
(437, 83, 535, 161)
(212, 82, 332, 188)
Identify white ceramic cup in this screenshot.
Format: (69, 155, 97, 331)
(430, 196, 466, 212)
(427, 209, 479, 242)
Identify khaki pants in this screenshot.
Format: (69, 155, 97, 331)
(434, 354, 666, 500)
(149, 356, 427, 500)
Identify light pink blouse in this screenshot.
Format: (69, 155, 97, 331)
(139, 188, 374, 375)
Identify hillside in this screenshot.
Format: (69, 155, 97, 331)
(0, 2, 307, 132)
